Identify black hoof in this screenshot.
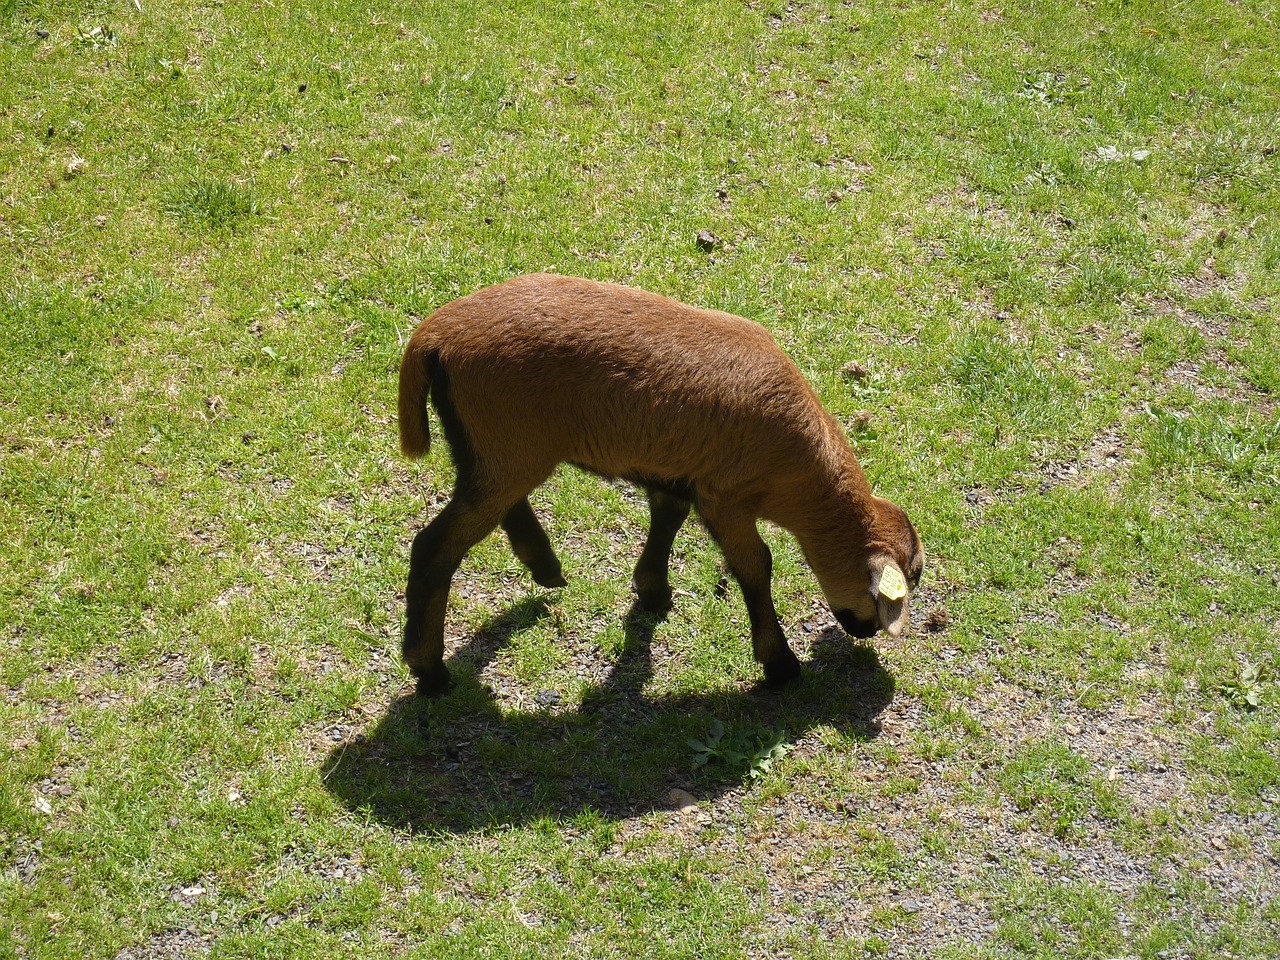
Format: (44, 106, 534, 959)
(762, 651, 802, 689)
(534, 567, 568, 589)
(414, 663, 454, 698)
(632, 578, 673, 613)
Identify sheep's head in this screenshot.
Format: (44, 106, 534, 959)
(816, 497, 923, 639)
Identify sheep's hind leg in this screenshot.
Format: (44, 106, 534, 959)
(501, 497, 567, 588)
(632, 488, 692, 613)
(403, 495, 509, 697)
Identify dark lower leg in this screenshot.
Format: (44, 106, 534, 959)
(703, 514, 800, 687)
(633, 489, 691, 611)
(403, 496, 508, 696)
(501, 498, 566, 588)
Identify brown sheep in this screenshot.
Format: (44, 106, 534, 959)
(397, 274, 923, 696)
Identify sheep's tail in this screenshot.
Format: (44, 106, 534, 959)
(397, 326, 435, 459)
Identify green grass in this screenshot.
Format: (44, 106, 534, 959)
(3, 0, 1279, 957)
(163, 179, 261, 232)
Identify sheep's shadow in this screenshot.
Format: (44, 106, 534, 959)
(321, 596, 895, 833)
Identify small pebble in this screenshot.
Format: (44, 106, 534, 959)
(666, 788, 698, 813)
(847, 409, 873, 431)
(534, 689, 560, 708)
(924, 608, 951, 633)
(695, 229, 721, 251)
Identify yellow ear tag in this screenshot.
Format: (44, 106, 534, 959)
(878, 565, 907, 601)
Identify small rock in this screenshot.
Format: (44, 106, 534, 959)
(924, 608, 951, 633)
(534, 689, 560, 708)
(666, 788, 698, 813)
(900, 899, 922, 914)
(841, 360, 869, 380)
(36, 28, 50, 38)
(298, 82, 308, 93)
(33, 796, 52, 815)
(167, 816, 181, 829)
(695, 229, 721, 251)
(846, 409, 873, 431)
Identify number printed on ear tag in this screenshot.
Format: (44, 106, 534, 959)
(878, 565, 907, 601)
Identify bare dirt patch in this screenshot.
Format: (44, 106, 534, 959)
(1036, 424, 1132, 495)
(113, 928, 211, 960)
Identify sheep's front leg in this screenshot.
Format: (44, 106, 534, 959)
(403, 495, 509, 697)
(700, 509, 802, 688)
(632, 488, 691, 612)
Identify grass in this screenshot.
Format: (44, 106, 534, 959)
(2, 0, 1279, 957)
(163, 179, 261, 232)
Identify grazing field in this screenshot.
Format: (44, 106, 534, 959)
(2, 0, 1278, 957)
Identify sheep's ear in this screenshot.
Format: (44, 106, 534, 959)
(868, 555, 910, 638)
